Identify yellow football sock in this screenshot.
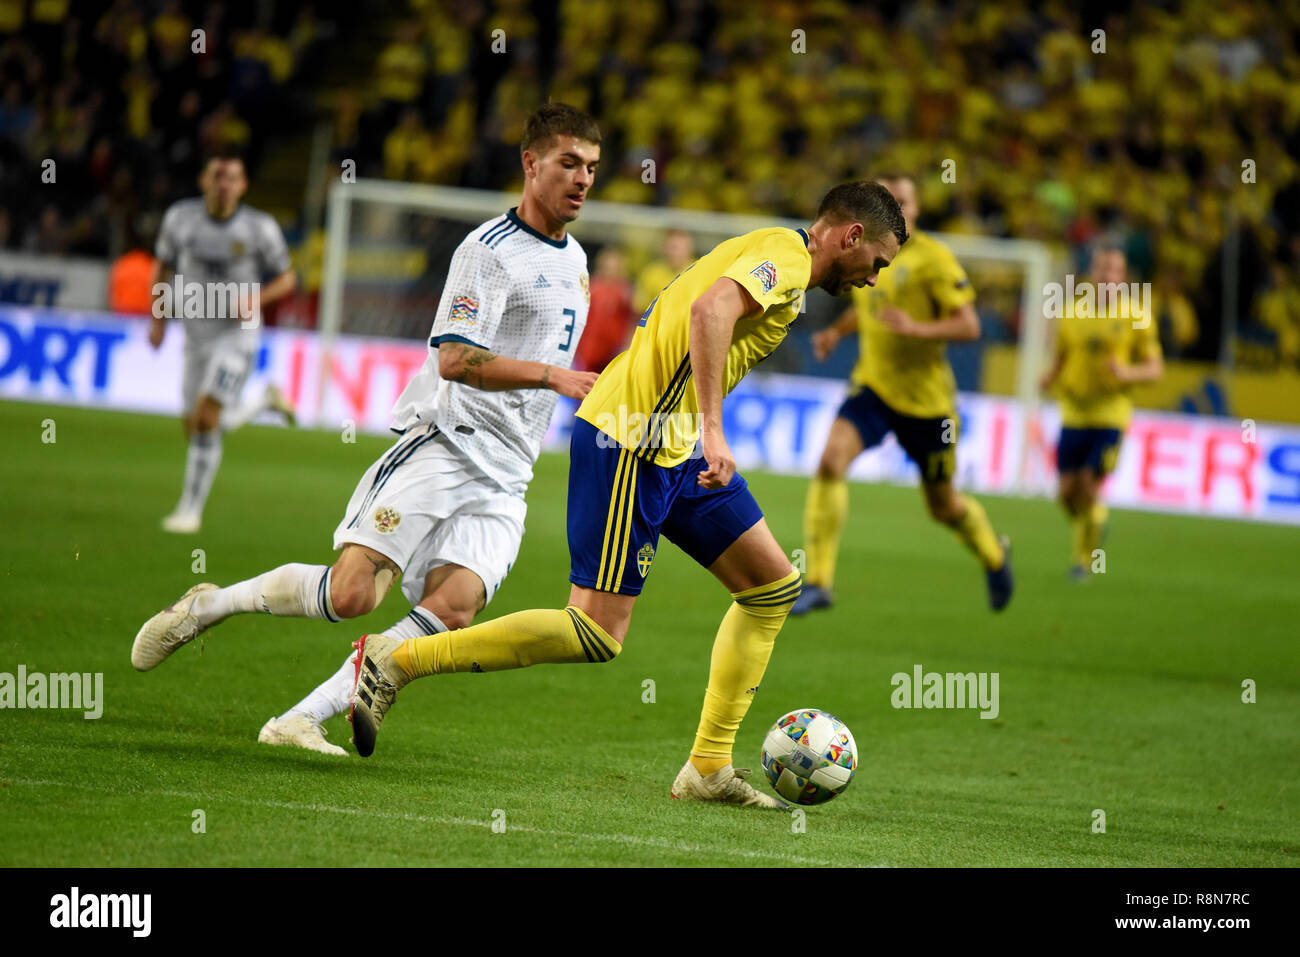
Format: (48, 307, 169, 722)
(950, 494, 1004, 570)
(804, 476, 848, 588)
(1086, 502, 1109, 557)
(1071, 511, 1090, 568)
(392, 606, 620, 677)
(690, 569, 802, 768)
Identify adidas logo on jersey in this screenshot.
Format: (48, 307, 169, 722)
(535, 274, 550, 288)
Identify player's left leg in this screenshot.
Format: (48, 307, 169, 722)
(795, 386, 890, 615)
(920, 479, 1013, 611)
(219, 383, 296, 431)
(1057, 428, 1119, 577)
(262, 564, 486, 756)
(660, 469, 797, 809)
(348, 418, 654, 756)
(164, 341, 254, 533)
(894, 409, 1011, 609)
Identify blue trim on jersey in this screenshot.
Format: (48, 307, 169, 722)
(479, 218, 513, 245)
(797, 228, 809, 247)
(507, 207, 568, 248)
(490, 224, 519, 248)
(430, 333, 486, 349)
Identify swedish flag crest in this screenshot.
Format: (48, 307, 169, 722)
(637, 542, 655, 578)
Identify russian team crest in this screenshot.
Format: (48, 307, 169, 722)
(750, 260, 777, 293)
(637, 542, 655, 578)
(373, 507, 402, 534)
(579, 272, 590, 304)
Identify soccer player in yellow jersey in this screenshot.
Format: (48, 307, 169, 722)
(1040, 244, 1163, 579)
(348, 182, 908, 809)
(793, 175, 1013, 615)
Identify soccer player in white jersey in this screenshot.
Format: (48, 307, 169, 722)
(150, 148, 299, 534)
(132, 104, 602, 755)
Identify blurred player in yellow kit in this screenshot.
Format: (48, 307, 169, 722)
(793, 175, 1013, 615)
(348, 182, 908, 810)
(1041, 243, 1163, 579)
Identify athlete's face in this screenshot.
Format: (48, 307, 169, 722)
(821, 226, 901, 297)
(523, 136, 601, 224)
(1089, 249, 1127, 285)
(200, 160, 248, 214)
(879, 178, 918, 229)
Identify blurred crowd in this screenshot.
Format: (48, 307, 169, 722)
(1, 0, 1298, 369)
(345, 0, 1300, 367)
(0, 0, 334, 263)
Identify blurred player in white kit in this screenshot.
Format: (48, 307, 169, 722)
(132, 105, 602, 756)
(149, 147, 298, 534)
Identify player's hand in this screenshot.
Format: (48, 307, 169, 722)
(148, 318, 165, 350)
(812, 328, 840, 362)
(549, 367, 599, 400)
(697, 427, 735, 489)
(1106, 357, 1129, 383)
(878, 306, 919, 337)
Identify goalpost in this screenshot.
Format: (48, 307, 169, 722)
(319, 179, 1056, 491)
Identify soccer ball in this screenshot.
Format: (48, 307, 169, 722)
(760, 708, 857, 805)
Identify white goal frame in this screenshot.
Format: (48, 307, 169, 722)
(320, 179, 1055, 491)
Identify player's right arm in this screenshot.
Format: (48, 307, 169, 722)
(437, 342, 596, 399)
(689, 277, 760, 488)
(431, 237, 596, 399)
(149, 204, 182, 349)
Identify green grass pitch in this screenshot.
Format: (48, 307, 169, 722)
(1, 400, 1296, 867)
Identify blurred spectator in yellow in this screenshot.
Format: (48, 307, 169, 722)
(1256, 264, 1300, 366)
(384, 108, 437, 182)
(635, 229, 695, 313)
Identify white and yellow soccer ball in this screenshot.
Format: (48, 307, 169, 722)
(761, 708, 857, 805)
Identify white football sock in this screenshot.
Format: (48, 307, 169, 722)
(219, 387, 269, 432)
(192, 563, 338, 628)
(177, 430, 222, 516)
(285, 651, 358, 725)
(382, 606, 447, 640)
(283, 607, 447, 724)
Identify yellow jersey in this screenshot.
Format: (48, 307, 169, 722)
(578, 226, 812, 467)
(849, 230, 975, 419)
(1054, 289, 1161, 430)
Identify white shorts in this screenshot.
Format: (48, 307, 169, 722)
(333, 424, 527, 607)
(182, 336, 255, 413)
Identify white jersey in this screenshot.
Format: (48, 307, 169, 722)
(155, 198, 292, 348)
(391, 209, 590, 494)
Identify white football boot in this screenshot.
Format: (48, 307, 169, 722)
(348, 634, 411, 757)
(131, 583, 218, 671)
(161, 510, 202, 534)
(670, 761, 791, 810)
(258, 714, 347, 756)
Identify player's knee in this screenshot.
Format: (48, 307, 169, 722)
(925, 495, 961, 525)
(816, 455, 846, 481)
(195, 404, 221, 433)
(328, 573, 379, 620)
(430, 604, 474, 631)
